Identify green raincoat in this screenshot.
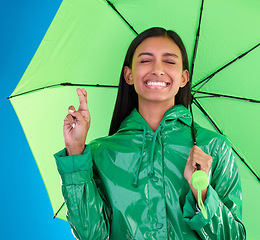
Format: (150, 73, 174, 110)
(54, 105, 246, 239)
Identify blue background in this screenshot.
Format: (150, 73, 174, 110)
(1, 1, 74, 239)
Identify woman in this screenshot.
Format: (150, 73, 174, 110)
(54, 27, 246, 239)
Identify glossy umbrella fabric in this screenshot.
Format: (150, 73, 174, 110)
(9, 0, 260, 238)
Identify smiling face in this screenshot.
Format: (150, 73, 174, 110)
(124, 36, 189, 109)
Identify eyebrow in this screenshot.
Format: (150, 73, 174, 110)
(138, 52, 179, 58)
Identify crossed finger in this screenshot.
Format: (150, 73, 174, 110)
(77, 88, 88, 111)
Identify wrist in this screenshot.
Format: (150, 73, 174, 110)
(66, 144, 85, 156)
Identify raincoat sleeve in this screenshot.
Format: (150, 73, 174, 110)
(183, 137, 246, 239)
(54, 145, 110, 240)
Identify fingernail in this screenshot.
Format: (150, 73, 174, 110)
(72, 123, 75, 128)
(69, 110, 74, 113)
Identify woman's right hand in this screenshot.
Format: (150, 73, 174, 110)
(63, 88, 90, 155)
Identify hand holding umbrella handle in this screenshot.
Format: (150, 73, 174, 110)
(184, 146, 212, 219)
(63, 88, 91, 155)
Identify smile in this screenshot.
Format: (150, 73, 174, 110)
(145, 80, 170, 88)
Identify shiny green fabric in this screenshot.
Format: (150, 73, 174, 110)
(54, 105, 246, 239)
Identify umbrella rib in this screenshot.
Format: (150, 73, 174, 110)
(193, 98, 222, 134)
(193, 91, 260, 103)
(106, 1, 138, 35)
(231, 148, 260, 182)
(190, 0, 205, 83)
(192, 43, 260, 89)
(8, 83, 119, 99)
(53, 202, 65, 219)
(193, 99, 260, 182)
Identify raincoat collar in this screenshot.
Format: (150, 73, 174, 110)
(119, 104, 192, 133)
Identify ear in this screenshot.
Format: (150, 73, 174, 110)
(180, 70, 189, 88)
(124, 66, 134, 85)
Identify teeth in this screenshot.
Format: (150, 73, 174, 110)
(146, 81, 167, 86)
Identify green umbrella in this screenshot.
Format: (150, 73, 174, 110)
(9, 0, 260, 238)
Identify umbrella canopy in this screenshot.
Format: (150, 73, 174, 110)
(9, 0, 260, 238)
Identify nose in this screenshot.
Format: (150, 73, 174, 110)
(152, 61, 164, 76)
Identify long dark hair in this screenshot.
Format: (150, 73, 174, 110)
(109, 27, 191, 135)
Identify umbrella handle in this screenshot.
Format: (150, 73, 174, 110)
(192, 169, 209, 219)
(190, 103, 197, 145)
(190, 103, 208, 219)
